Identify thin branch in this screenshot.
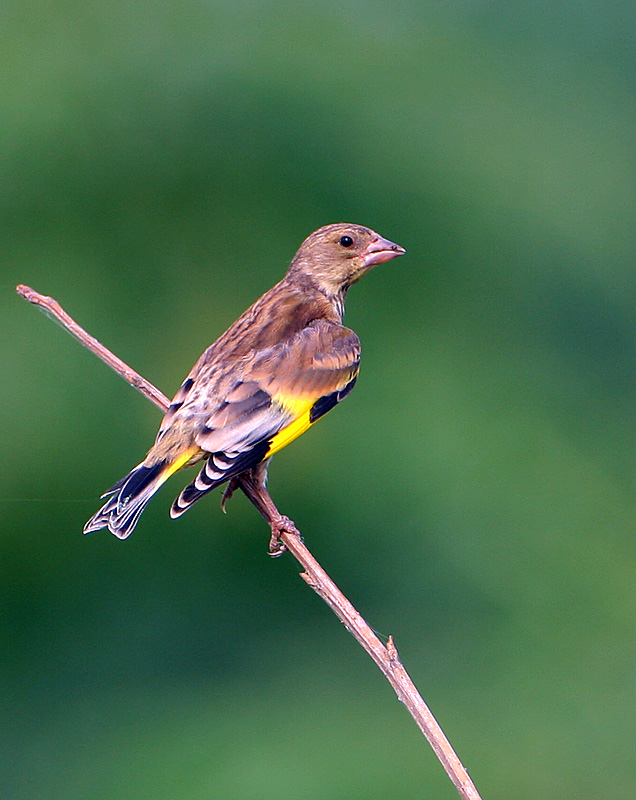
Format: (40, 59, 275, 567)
(16, 285, 169, 410)
(17, 283, 483, 800)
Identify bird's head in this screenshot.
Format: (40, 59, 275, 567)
(288, 223, 406, 295)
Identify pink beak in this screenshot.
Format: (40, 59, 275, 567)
(360, 235, 406, 268)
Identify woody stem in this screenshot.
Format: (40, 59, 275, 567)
(17, 283, 483, 800)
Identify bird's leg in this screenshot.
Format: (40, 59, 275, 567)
(266, 505, 302, 557)
(220, 476, 239, 513)
(237, 464, 301, 557)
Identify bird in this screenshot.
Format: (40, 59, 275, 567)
(84, 223, 405, 544)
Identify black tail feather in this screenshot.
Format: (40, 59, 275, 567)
(84, 462, 167, 539)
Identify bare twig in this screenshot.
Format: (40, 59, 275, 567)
(16, 285, 168, 409)
(17, 283, 483, 800)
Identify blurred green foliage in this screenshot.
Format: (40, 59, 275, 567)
(3, 1, 636, 797)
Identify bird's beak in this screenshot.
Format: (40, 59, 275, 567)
(360, 236, 406, 268)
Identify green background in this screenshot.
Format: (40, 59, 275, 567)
(3, 1, 636, 797)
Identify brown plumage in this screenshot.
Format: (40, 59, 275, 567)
(84, 223, 405, 538)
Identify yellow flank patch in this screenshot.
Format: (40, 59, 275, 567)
(266, 393, 316, 458)
(266, 410, 313, 457)
(272, 392, 315, 417)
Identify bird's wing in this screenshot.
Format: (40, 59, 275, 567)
(198, 318, 360, 461)
(169, 319, 359, 511)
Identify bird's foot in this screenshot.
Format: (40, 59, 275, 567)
(220, 477, 239, 514)
(268, 515, 302, 557)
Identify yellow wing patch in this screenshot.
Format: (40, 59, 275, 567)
(266, 393, 315, 458)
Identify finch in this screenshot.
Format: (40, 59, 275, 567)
(84, 223, 405, 539)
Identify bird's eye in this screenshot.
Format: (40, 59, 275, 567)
(339, 235, 354, 248)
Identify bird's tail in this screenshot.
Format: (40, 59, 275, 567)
(84, 454, 191, 539)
